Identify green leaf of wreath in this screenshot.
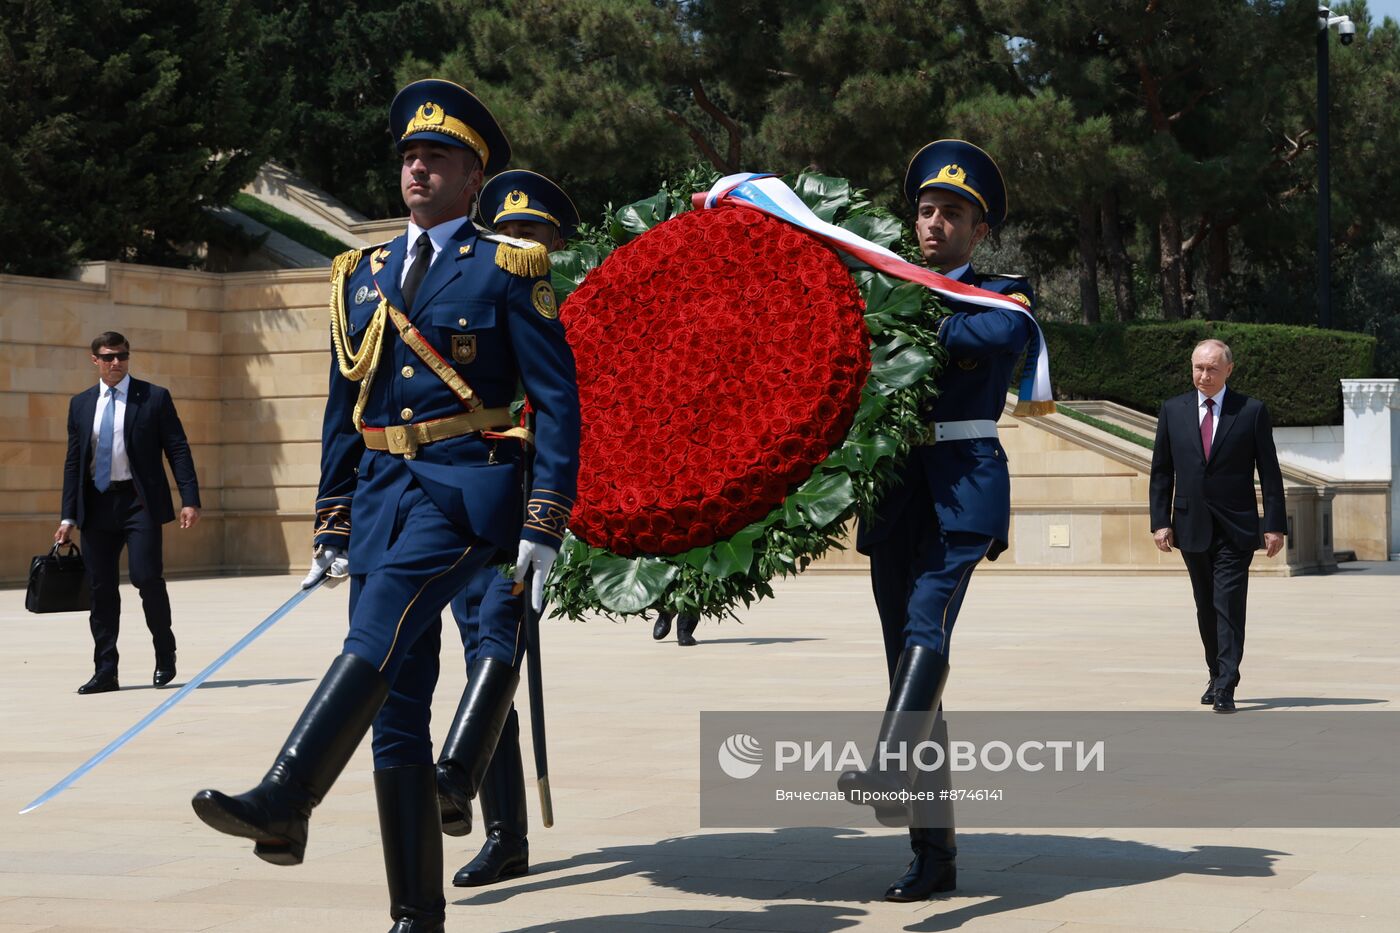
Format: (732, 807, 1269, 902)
(828, 434, 900, 471)
(702, 525, 763, 578)
(789, 173, 851, 222)
(858, 275, 925, 335)
(549, 246, 601, 300)
(839, 213, 904, 251)
(791, 471, 857, 529)
(613, 193, 674, 241)
(590, 555, 679, 613)
(870, 334, 935, 393)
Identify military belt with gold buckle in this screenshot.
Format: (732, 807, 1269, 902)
(362, 407, 514, 459)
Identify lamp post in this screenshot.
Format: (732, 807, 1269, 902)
(1317, 5, 1356, 330)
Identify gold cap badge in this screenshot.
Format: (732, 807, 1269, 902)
(923, 162, 989, 212)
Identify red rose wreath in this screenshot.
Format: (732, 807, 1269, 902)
(547, 173, 949, 620)
(562, 207, 870, 556)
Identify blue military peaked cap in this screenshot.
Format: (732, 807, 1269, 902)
(904, 139, 1008, 227)
(390, 78, 511, 175)
(480, 170, 580, 241)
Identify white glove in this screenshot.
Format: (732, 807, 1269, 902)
(301, 546, 349, 589)
(514, 539, 558, 613)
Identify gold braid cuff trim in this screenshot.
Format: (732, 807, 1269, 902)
(314, 506, 352, 538)
(493, 240, 550, 278)
(1013, 400, 1057, 416)
(524, 498, 570, 541)
(384, 304, 484, 411)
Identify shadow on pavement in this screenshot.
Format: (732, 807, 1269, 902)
(1236, 695, 1386, 710)
(506, 903, 866, 933)
(190, 680, 310, 686)
(694, 637, 825, 646)
(454, 827, 1285, 931)
(115, 677, 314, 692)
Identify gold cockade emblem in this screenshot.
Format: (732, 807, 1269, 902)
(933, 164, 966, 185)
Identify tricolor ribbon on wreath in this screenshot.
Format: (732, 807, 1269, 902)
(696, 173, 1055, 416)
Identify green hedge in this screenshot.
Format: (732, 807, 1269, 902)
(230, 193, 353, 259)
(1042, 322, 1375, 426)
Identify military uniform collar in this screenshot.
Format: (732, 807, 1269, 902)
(405, 215, 472, 260)
(941, 261, 972, 282)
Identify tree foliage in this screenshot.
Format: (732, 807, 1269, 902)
(0, 0, 281, 276)
(6, 0, 1399, 375)
(248, 0, 459, 219)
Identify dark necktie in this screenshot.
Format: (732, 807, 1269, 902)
(94, 386, 117, 492)
(1201, 397, 1215, 460)
(401, 232, 433, 311)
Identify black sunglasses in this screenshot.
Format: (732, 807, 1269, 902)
(95, 352, 130, 362)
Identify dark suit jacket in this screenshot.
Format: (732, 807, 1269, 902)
(62, 378, 201, 528)
(1149, 388, 1286, 553)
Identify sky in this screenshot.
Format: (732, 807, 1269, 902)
(1359, 0, 1400, 25)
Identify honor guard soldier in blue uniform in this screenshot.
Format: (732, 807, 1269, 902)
(841, 140, 1042, 902)
(193, 80, 580, 933)
(437, 169, 578, 889)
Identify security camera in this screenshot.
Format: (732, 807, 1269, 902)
(1339, 19, 1356, 44)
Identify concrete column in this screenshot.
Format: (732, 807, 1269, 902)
(1341, 378, 1400, 558)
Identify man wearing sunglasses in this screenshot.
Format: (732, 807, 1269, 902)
(55, 331, 201, 694)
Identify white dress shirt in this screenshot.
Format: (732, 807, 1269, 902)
(92, 374, 133, 482)
(61, 375, 132, 525)
(1197, 385, 1226, 434)
(401, 216, 469, 289)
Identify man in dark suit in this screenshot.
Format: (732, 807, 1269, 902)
(1150, 339, 1286, 714)
(55, 331, 201, 694)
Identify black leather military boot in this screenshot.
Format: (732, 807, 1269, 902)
(886, 825, 958, 900)
(889, 715, 957, 900)
(436, 657, 519, 836)
(838, 646, 949, 826)
(452, 707, 529, 886)
(676, 613, 699, 646)
(376, 764, 447, 933)
(192, 654, 389, 865)
(652, 612, 673, 640)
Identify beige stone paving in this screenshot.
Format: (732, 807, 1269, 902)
(1, 569, 1398, 933)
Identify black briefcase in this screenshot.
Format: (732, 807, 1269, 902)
(25, 542, 91, 614)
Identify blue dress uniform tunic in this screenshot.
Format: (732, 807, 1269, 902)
(313, 224, 579, 768)
(445, 169, 581, 679)
(857, 267, 1034, 676)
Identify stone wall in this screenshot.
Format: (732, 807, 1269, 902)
(0, 263, 327, 584)
(0, 262, 1356, 586)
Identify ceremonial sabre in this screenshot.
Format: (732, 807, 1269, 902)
(511, 408, 554, 827)
(524, 570, 554, 828)
(20, 578, 327, 814)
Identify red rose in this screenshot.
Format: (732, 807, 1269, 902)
(698, 497, 727, 525)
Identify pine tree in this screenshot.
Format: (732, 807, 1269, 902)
(0, 0, 281, 276)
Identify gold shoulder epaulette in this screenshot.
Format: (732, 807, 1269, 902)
(331, 247, 363, 282)
(485, 233, 550, 278)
